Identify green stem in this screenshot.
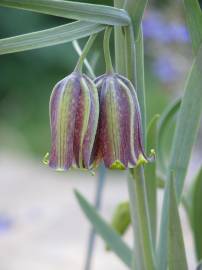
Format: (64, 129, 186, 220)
(123, 13, 156, 270)
(74, 33, 97, 72)
(128, 167, 156, 270)
(114, 0, 126, 75)
(135, 25, 146, 145)
(103, 26, 114, 73)
(113, 2, 155, 270)
(124, 25, 136, 86)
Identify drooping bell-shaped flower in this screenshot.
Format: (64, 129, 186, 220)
(90, 27, 151, 170)
(93, 73, 147, 169)
(48, 71, 99, 170)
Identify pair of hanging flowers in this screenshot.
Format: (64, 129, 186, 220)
(45, 27, 152, 172)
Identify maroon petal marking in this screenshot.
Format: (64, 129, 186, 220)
(117, 74, 146, 160)
(82, 75, 99, 169)
(73, 75, 99, 169)
(49, 73, 80, 170)
(49, 78, 67, 169)
(98, 75, 127, 169)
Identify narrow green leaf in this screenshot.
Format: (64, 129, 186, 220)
(192, 167, 202, 260)
(135, 26, 146, 142)
(0, 21, 105, 55)
(181, 184, 194, 229)
(168, 175, 188, 270)
(144, 114, 159, 248)
(124, 0, 147, 39)
(158, 44, 202, 270)
(123, 25, 147, 143)
(157, 99, 181, 179)
(184, 0, 202, 54)
(114, 0, 126, 76)
(0, 0, 130, 26)
(157, 181, 169, 270)
(124, 0, 147, 135)
(75, 190, 132, 268)
(169, 46, 202, 199)
(128, 169, 156, 270)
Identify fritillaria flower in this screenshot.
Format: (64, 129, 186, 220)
(48, 71, 99, 171)
(93, 73, 148, 170)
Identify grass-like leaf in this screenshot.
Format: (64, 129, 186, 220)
(134, 27, 146, 141)
(124, 0, 147, 134)
(128, 169, 156, 270)
(158, 44, 202, 270)
(74, 190, 132, 268)
(192, 167, 202, 260)
(0, 21, 105, 55)
(144, 114, 159, 248)
(168, 175, 188, 270)
(125, 0, 147, 39)
(0, 0, 130, 26)
(169, 46, 202, 198)
(114, 0, 126, 76)
(157, 99, 181, 179)
(184, 0, 202, 54)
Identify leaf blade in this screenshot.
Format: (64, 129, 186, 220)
(0, 0, 130, 26)
(0, 21, 105, 55)
(75, 190, 132, 268)
(169, 46, 202, 198)
(144, 114, 159, 248)
(168, 176, 188, 270)
(124, 0, 147, 39)
(135, 26, 147, 142)
(192, 167, 202, 260)
(158, 43, 202, 270)
(114, 0, 126, 76)
(184, 0, 202, 54)
(128, 169, 156, 270)
(157, 99, 181, 179)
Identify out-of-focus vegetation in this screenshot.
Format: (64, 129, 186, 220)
(0, 0, 192, 157)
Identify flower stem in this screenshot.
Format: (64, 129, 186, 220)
(124, 25, 136, 86)
(128, 167, 156, 270)
(116, 7, 156, 270)
(74, 34, 97, 72)
(103, 26, 114, 73)
(114, 0, 126, 76)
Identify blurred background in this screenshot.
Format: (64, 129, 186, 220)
(0, 0, 201, 269)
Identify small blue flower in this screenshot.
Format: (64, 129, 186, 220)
(152, 56, 179, 83)
(143, 11, 190, 44)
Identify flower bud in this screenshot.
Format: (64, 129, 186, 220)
(93, 73, 147, 169)
(48, 71, 99, 171)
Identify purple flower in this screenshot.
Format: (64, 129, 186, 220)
(93, 73, 147, 170)
(143, 11, 190, 44)
(152, 56, 179, 83)
(169, 23, 189, 43)
(48, 71, 99, 170)
(143, 12, 171, 43)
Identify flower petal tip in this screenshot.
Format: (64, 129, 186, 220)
(136, 154, 148, 167)
(55, 168, 66, 172)
(110, 160, 126, 170)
